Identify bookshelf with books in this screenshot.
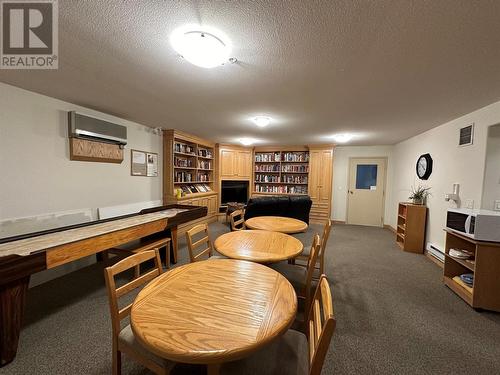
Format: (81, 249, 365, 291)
(252, 145, 333, 223)
(163, 130, 218, 232)
(253, 148, 310, 195)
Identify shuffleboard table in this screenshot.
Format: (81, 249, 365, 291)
(0, 204, 206, 366)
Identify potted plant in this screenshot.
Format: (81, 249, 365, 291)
(409, 185, 431, 205)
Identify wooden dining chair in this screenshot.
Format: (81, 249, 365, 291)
(229, 209, 246, 231)
(296, 219, 332, 278)
(220, 275, 336, 375)
(104, 250, 175, 375)
(185, 223, 224, 262)
(271, 234, 321, 310)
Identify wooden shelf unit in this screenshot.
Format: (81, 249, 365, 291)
(253, 148, 310, 195)
(251, 145, 333, 224)
(443, 230, 500, 312)
(163, 130, 218, 233)
(396, 203, 427, 253)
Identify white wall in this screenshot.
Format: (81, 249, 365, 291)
(390, 101, 500, 250)
(0, 82, 163, 221)
(481, 124, 500, 210)
(0, 83, 163, 286)
(332, 146, 394, 224)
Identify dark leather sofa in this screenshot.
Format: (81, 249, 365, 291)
(244, 195, 312, 224)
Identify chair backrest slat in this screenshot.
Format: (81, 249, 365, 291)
(104, 249, 163, 337)
(186, 224, 213, 262)
(115, 268, 159, 298)
(230, 209, 246, 231)
(118, 303, 133, 320)
(318, 220, 332, 274)
(191, 236, 210, 249)
(304, 234, 321, 308)
(307, 275, 336, 375)
(313, 299, 322, 345)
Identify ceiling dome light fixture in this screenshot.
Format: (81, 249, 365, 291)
(332, 133, 353, 143)
(252, 116, 271, 128)
(170, 25, 232, 68)
(239, 137, 256, 146)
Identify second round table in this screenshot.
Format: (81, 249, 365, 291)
(214, 230, 303, 263)
(245, 216, 308, 233)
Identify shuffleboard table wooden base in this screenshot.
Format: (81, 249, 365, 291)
(0, 204, 206, 366)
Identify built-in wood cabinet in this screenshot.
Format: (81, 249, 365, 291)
(218, 145, 252, 180)
(163, 130, 218, 231)
(396, 203, 427, 253)
(308, 147, 333, 223)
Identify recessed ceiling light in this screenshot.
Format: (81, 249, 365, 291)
(332, 134, 353, 143)
(170, 25, 231, 68)
(252, 116, 271, 128)
(239, 137, 256, 146)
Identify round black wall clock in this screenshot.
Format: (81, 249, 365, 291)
(416, 153, 433, 180)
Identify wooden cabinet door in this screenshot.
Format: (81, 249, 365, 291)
(237, 151, 252, 178)
(318, 150, 333, 202)
(208, 195, 217, 215)
(220, 149, 236, 178)
(308, 150, 321, 201)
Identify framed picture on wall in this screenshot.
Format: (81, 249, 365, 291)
(131, 149, 158, 177)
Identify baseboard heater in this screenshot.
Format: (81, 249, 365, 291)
(426, 243, 445, 263)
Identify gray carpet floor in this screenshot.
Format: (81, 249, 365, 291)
(2, 223, 500, 375)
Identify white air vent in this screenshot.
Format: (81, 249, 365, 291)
(459, 123, 474, 146)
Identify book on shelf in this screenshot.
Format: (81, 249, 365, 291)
(255, 164, 280, 172)
(174, 142, 196, 155)
(281, 174, 308, 184)
(255, 152, 281, 162)
(281, 164, 309, 173)
(255, 184, 308, 194)
(282, 152, 309, 162)
(197, 172, 210, 182)
(174, 157, 194, 168)
(255, 174, 279, 183)
(197, 148, 213, 158)
(198, 160, 212, 169)
(175, 171, 193, 182)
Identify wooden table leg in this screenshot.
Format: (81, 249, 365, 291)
(207, 363, 221, 375)
(171, 226, 178, 264)
(0, 277, 29, 366)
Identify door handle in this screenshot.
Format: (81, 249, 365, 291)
(349, 190, 353, 195)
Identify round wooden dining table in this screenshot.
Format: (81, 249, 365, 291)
(245, 216, 308, 233)
(214, 230, 303, 263)
(131, 259, 297, 375)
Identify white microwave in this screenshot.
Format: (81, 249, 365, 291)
(446, 208, 500, 242)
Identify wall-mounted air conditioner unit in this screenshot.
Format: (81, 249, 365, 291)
(68, 111, 127, 146)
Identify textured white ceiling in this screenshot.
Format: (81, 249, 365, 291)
(1, 0, 500, 145)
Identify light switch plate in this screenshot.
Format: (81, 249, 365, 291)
(494, 200, 500, 211)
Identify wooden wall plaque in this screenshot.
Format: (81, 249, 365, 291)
(69, 138, 124, 163)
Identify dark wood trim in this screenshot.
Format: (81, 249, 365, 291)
(0, 253, 46, 287)
(0, 277, 29, 366)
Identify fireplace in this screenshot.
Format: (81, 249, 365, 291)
(221, 181, 249, 205)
